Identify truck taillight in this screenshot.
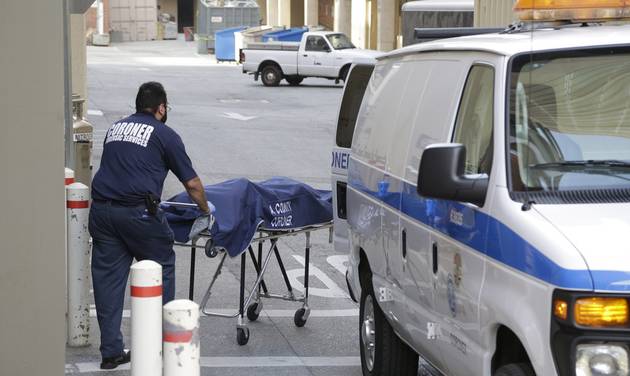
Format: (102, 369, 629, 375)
(239, 50, 245, 64)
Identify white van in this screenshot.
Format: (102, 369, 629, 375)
(340, 3, 630, 376)
(331, 63, 374, 266)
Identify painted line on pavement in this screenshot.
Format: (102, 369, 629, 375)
(87, 109, 104, 116)
(66, 356, 360, 373)
(89, 308, 358, 319)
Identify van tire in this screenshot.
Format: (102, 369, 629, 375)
(494, 363, 535, 376)
(286, 76, 303, 86)
(339, 65, 350, 83)
(261, 65, 282, 86)
(359, 272, 418, 376)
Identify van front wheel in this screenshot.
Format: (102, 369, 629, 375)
(494, 363, 535, 376)
(359, 275, 418, 376)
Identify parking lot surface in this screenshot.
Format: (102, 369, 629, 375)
(66, 37, 440, 376)
(65, 37, 363, 376)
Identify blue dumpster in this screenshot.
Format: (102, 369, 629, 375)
(262, 27, 308, 42)
(215, 26, 248, 61)
(261, 29, 287, 42)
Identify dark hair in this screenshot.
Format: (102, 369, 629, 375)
(135, 81, 167, 113)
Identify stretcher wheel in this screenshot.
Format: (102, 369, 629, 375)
(294, 308, 308, 327)
(204, 242, 218, 258)
(236, 327, 250, 346)
(247, 302, 261, 321)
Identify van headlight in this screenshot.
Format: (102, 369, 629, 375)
(576, 344, 629, 376)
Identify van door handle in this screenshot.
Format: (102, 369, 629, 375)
(303, 54, 308, 57)
(401, 229, 407, 259)
(432, 242, 438, 274)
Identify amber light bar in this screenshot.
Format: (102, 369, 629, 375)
(514, 0, 630, 21)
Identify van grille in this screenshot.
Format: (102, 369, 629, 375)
(511, 188, 630, 204)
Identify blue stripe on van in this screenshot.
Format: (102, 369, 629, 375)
(348, 166, 630, 292)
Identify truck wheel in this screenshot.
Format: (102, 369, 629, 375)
(261, 65, 282, 87)
(494, 363, 535, 376)
(359, 272, 418, 376)
(286, 76, 303, 86)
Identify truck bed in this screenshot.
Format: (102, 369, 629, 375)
(245, 41, 300, 51)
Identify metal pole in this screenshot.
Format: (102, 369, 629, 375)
(164, 300, 200, 376)
(189, 239, 197, 301)
(130, 260, 162, 376)
(66, 182, 90, 347)
(63, 0, 75, 168)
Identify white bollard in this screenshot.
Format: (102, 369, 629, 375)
(66, 182, 91, 347)
(65, 168, 75, 185)
(130, 260, 163, 376)
(164, 300, 200, 376)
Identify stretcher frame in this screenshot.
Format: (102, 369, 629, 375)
(164, 201, 333, 346)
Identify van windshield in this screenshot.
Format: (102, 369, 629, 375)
(508, 47, 630, 200)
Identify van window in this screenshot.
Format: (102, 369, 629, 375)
(336, 65, 375, 148)
(404, 59, 467, 183)
(385, 60, 433, 177)
(353, 60, 412, 169)
(452, 65, 495, 175)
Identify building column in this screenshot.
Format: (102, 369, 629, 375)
(1, 0, 66, 374)
(267, 0, 279, 26)
(334, 0, 351, 36)
(278, 0, 291, 27)
(304, 0, 318, 27)
(376, 0, 395, 51)
(350, 0, 366, 48)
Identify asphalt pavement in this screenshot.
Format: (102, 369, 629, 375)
(65, 36, 360, 376)
(66, 36, 440, 376)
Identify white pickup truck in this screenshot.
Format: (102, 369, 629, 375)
(240, 31, 382, 86)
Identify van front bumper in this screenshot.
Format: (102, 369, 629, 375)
(551, 289, 630, 376)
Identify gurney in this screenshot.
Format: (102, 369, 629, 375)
(161, 177, 333, 345)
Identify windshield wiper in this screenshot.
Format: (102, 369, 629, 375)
(531, 160, 630, 169)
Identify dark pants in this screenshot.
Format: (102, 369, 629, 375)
(89, 201, 176, 358)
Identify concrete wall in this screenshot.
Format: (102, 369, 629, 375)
(319, 0, 334, 29)
(475, 0, 517, 27)
(109, 0, 158, 41)
(257, 0, 268, 24)
(376, 0, 395, 51)
(86, 0, 111, 34)
(334, 0, 351, 36)
(278, 0, 292, 26)
(0, 1, 66, 375)
(291, 0, 305, 26)
(350, 0, 366, 48)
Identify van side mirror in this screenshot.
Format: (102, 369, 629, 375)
(417, 144, 488, 207)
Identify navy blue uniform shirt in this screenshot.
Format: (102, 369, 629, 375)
(92, 112, 197, 205)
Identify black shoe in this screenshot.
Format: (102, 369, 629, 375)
(100, 349, 131, 370)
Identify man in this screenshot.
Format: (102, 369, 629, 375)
(89, 82, 210, 369)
